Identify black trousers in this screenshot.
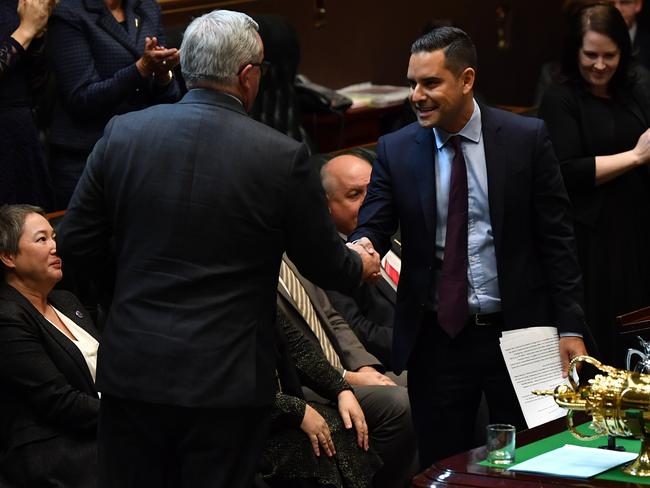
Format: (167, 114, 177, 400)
(407, 314, 526, 470)
(98, 395, 271, 488)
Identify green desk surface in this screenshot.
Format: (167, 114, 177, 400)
(480, 423, 647, 484)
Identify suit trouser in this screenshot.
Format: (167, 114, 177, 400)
(98, 394, 270, 488)
(353, 385, 417, 487)
(407, 313, 526, 469)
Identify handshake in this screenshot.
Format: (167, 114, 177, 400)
(347, 237, 382, 284)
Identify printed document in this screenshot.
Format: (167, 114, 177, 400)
(500, 327, 571, 428)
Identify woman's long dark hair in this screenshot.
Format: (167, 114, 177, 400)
(561, 3, 634, 94)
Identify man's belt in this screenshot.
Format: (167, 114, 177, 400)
(467, 311, 503, 326)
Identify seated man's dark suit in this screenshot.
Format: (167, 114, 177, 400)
(277, 257, 416, 488)
(325, 235, 401, 369)
(350, 105, 586, 467)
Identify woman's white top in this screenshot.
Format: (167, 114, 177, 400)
(48, 306, 99, 382)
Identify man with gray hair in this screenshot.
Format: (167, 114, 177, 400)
(57, 9, 379, 488)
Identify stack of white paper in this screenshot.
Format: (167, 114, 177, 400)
(500, 327, 571, 428)
(508, 444, 637, 478)
(337, 82, 410, 108)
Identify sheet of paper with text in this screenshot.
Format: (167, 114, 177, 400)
(500, 326, 571, 428)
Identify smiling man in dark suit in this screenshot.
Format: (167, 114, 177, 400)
(57, 10, 379, 488)
(349, 27, 588, 468)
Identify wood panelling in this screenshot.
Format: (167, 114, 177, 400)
(159, 0, 632, 106)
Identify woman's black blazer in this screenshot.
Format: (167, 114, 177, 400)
(0, 282, 100, 455)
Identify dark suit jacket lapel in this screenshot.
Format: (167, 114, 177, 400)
(0, 285, 98, 394)
(49, 293, 100, 342)
(84, 0, 140, 57)
(38, 313, 97, 394)
(376, 275, 397, 305)
(125, 0, 144, 47)
(413, 127, 437, 240)
(481, 106, 506, 253)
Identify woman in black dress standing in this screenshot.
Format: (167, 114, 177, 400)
(0, 0, 55, 210)
(539, 3, 650, 366)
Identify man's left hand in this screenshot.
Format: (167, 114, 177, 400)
(559, 336, 587, 378)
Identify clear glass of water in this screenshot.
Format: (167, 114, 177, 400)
(486, 423, 516, 465)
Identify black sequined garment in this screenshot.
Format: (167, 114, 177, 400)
(260, 310, 382, 487)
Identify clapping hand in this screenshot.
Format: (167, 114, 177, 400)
(136, 36, 179, 79)
(14, 0, 53, 46)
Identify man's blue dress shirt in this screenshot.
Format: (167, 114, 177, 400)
(432, 100, 501, 314)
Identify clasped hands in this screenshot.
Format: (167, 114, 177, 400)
(136, 36, 179, 82)
(347, 237, 381, 283)
(299, 390, 369, 458)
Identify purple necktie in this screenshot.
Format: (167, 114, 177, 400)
(437, 135, 469, 338)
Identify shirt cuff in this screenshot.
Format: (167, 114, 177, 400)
(7, 36, 25, 56)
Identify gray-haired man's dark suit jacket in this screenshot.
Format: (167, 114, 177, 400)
(58, 88, 363, 409)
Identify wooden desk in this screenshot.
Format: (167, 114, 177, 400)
(412, 417, 640, 487)
(302, 102, 405, 153)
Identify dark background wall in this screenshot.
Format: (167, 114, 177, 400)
(162, 0, 648, 107)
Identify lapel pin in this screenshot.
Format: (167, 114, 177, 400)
(135, 18, 139, 28)
(75, 310, 84, 319)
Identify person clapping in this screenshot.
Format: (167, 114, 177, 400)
(46, 0, 181, 208)
(0, 0, 57, 209)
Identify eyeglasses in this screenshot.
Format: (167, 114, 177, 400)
(237, 60, 271, 76)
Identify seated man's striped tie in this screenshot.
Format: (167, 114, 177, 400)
(279, 261, 343, 369)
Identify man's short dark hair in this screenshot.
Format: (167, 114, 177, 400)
(410, 26, 477, 75)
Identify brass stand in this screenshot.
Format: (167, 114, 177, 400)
(623, 436, 650, 476)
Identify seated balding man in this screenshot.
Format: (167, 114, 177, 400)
(321, 150, 401, 370)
